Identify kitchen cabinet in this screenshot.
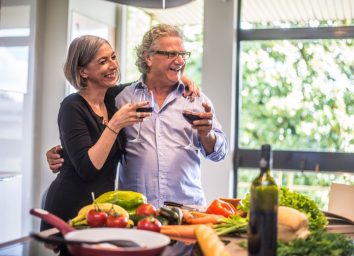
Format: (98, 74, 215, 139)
(0, 173, 22, 243)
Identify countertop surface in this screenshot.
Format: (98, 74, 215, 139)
(0, 228, 199, 256)
(0, 225, 353, 256)
(0, 228, 247, 256)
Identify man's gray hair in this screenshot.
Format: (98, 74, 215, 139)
(135, 24, 185, 74)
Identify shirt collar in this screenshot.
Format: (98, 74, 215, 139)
(134, 75, 186, 96)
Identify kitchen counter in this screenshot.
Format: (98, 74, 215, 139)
(1, 224, 353, 256)
(0, 228, 198, 256)
(0, 172, 22, 243)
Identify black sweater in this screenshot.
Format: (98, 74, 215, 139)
(41, 85, 127, 230)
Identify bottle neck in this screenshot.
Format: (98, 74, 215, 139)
(260, 166, 271, 175)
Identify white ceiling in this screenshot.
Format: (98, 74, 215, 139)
(142, 0, 203, 26)
(142, 0, 354, 26)
(243, 0, 354, 23)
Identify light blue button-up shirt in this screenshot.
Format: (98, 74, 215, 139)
(115, 77, 228, 207)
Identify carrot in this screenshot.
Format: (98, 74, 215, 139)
(186, 214, 223, 225)
(160, 224, 199, 238)
(182, 210, 224, 224)
(189, 211, 210, 218)
(182, 209, 195, 223)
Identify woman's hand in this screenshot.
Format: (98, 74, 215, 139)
(109, 101, 152, 132)
(181, 75, 200, 97)
(46, 145, 64, 173)
(89, 101, 152, 170)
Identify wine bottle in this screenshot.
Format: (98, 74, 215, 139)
(248, 144, 278, 256)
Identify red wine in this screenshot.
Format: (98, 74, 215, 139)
(248, 144, 278, 256)
(136, 107, 153, 113)
(183, 112, 202, 123)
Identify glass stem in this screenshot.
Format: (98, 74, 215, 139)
(136, 122, 142, 140)
(189, 126, 194, 145)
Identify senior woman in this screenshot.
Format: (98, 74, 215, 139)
(41, 35, 151, 230)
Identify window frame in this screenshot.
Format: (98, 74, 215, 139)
(233, 0, 354, 197)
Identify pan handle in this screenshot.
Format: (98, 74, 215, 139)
(30, 208, 75, 235)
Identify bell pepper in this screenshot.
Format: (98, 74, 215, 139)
(206, 199, 237, 217)
(94, 190, 147, 215)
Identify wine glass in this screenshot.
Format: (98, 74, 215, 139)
(129, 88, 154, 143)
(182, 95, 204, 151)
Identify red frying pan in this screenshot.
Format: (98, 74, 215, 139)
(30, 208, 170, 256)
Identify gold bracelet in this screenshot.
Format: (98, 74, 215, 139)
(105, 124, 118, 135)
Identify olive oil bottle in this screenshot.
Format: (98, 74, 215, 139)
(248, 144, 278, 256)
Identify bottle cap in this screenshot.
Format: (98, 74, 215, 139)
(260, 144, 272, 169)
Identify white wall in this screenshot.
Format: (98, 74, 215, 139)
(32, 0, 69, 230)
(201, 0, 237, 203)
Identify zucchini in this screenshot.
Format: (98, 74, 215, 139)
(170, 207, 183, 225)
(155, 215, 169, 225)
(129, 214, 145, 225)
(158, 207, 181, 225)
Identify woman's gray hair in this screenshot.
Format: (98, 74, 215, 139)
(135, 24, 185, 74)
(64, 35, 115, 90)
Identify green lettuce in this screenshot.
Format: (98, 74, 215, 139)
(238, 187, 328, 231)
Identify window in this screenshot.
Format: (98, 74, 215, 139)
(234, 0, 354, 209)
(68, 11, 116, 94)
(0, 1, 31, 172)
(123, 4, 204, 86)
(0, 4, 30, 37)
(0, 0, 33, 241)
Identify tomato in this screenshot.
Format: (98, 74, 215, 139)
(137, 217, 161, 232)
(206, 199, 236, 218)
(106, 214, 128, 228)
(136, 203, 157, 216)
(86, 209, 107, 227)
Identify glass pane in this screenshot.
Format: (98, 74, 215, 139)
(240, 0, 354, 29)
(239, 39, 354, 153)
(125, 7, 151, 83)
(124, 7, 204, 86)
(0, 5, 30, 37)
(68, 12, 115, 94)
(0, 47, 29, 93)
(238, 168, 354, 210)
(181, 24, 203, 86)
(0, 92, 24, 172)
(71, 12, 115, 43)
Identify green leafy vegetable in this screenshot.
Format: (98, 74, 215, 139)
(237, 231, 354, 255)
(278, 231, 354, 256)
(238, 193, 250, 215)
(238, 187, 328, 230)
(213, 214, 248, 236)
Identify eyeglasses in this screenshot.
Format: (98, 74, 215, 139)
(150, 50, 191, 60)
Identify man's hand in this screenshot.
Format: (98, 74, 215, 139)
(193, 102, 214, 137)
(192, 102, 216, 154)
(46, 145, 64, 173)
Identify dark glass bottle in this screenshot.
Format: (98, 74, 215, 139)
(248, 144, 278, 256)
